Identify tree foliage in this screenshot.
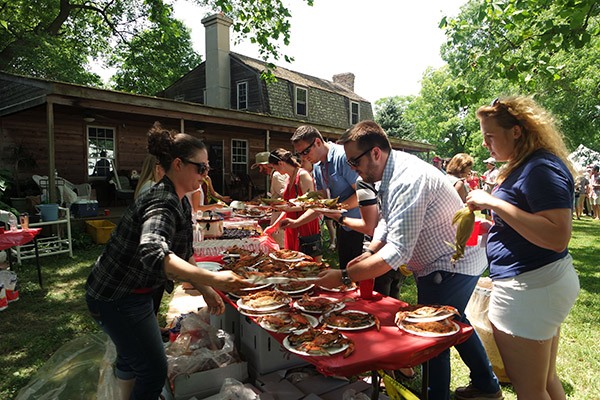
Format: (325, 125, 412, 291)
(374, 96, 415, 139)
(0, 0, 313, 92)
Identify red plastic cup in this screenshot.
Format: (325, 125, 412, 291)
(359, 278, 375, 300)
(466, 220, 481, 246)
(104, 209, 110, 216)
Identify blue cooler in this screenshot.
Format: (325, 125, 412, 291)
(71, 200, 99, 218)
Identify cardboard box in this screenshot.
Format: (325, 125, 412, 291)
(320, 380, 371, 400)
(167, 361, 249, 400)
(70, 200, 99, 217)
(293, 375, 350, 396)
(259, 379, 305, 400)
(239, 315, 309, 375)
(85, 219, 116, 244)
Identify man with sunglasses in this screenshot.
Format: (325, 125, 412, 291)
(317, 120, 502, 400)
(281, 125, 364, 270)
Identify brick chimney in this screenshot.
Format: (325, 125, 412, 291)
(201, 13, 233, 108)
(332, 73, 355, 92)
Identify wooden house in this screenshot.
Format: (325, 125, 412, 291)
(0, 13, 434, 206)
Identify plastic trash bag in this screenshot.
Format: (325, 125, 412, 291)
(15, 332, 120, 400)
(166, 309, 242, 388)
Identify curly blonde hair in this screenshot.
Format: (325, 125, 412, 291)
(476, 96, 575, 183)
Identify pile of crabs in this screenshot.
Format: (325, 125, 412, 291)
(219, 246, 462, 358)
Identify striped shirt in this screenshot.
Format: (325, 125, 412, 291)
(86, 176, 193, 301)
(374, 151, 487, 278)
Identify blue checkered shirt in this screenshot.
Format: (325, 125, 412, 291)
(374, 151, 487, 278)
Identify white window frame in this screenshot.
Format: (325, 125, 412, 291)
(350, 101, 360, 124)
(87, 125, 116, 179)
(237, 81, 248, 110)
(231, 139, 248, 176)
(295, 86, 308, 116)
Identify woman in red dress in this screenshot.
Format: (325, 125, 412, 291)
(268, 149, 321, 257)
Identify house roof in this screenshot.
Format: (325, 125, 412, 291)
(230, 52, 369, 102)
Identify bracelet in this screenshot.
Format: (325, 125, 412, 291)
(337, 214, 346, 225)
(364, 249, 375, 255)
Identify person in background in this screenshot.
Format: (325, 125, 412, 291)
(432, 156, 446, 174)
(188, 166, 224, 215)
(466, 170, 481, 191)
(134, 155, 165, 199)
(267, 148, 321, 259)
(481, 157, 499, 220)
(590, 165, 600, 220)
(85, 122, 249, 400)
(252, 151, 288, 248)
(445, 153, 474, 203)
(574, 171, 589, 220)
(317, 120, 502, 400)
(301, 156, 337, 251)
(285, 125, 363, 270)
(93, 150, 112, 177)
(466, 96, 579, 399)
(200, 174, 231, 205)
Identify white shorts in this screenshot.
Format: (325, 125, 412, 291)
(489, 255, 580, 340)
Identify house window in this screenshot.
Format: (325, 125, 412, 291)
(350, 101, 360, 124)
(295, 86, 308, 116)
(87, 125, 115, 178)
(237, 81, 248, 110)
(231, 139, 248, 178)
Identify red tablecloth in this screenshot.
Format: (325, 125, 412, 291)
(220, 289, 473, 377)
(0, 228, 42, 251)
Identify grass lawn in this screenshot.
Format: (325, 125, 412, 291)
(1, 219, 598, 399)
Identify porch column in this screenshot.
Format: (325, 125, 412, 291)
(47, 101, 56, 203)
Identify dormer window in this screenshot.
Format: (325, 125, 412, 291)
(237, 81, 248, 110)
(350, 101, 360, 124)
(295, 86, 308, 116)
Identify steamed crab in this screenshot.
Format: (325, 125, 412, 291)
(296, 294, 353, 313)
(256, 312, 314, 333)
(241, 290, 291, 309)
(287, 327, 355, 358)
(394, 304, 460, 324)
(322, 310, 380, 331)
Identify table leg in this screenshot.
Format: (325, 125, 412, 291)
(371, 370, 380, 400)
(421, 361, 429, 400)
(34, 237, 42, 288)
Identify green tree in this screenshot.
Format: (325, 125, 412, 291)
(0, 0, 313, 91)
(439, 0, 600, 151)
(374, 96, 415, 139)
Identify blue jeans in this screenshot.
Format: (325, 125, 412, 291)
(417, 271, 500, 400)
(86, 294, 167, 400)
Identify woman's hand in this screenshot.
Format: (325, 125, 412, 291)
(466, 189, 498, 212)
(199, 286, 225, 315)
(279, 218, 296, 229)
(205, 270, 251, 293)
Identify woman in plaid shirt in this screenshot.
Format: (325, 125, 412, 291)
(86, 122, 249, 399)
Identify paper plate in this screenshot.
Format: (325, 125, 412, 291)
(236, 297, 290, 312)
(276, 283, 315, 296)
(283, 332, 350, 356)
(319, 283, 357, 293)
(269, 253, 305, 263)
(293, 297, 345, 314)
(196, 261, 222, 271)
(397, 320, 460, 338)
(322, 310, 376, 331)
(257, 312, 319, 333)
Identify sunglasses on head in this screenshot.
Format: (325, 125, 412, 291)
(346, 147, 373, 168)
(183, 159, 210, 174)
(295, 140, 316, 157)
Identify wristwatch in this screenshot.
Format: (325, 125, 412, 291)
(341, 268, 352, 286)
(337, 214, 346, 225)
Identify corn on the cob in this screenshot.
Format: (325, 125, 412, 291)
(449, 207, 475, 264)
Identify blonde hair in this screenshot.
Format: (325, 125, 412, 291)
(446, 153, 474, 178)
(134, 154, 160, 198)
(476, 96, 576, 183)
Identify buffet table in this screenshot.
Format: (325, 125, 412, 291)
(218, 287, 473, 399)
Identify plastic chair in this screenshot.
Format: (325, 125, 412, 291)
(109, 160, 134, 204)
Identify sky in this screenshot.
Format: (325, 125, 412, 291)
(171, 0, 467, 103)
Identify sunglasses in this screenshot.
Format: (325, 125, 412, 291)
(295, 140, 316, 157)
(183, 159, 210, 174)
(346, 147, 373, 167)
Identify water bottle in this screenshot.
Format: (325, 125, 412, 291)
(8, 213, 18, 231)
